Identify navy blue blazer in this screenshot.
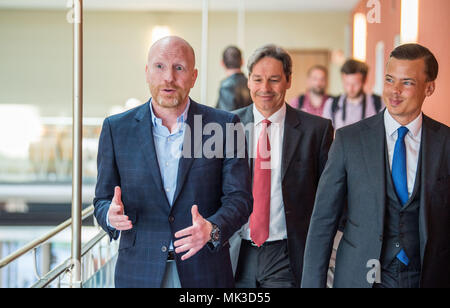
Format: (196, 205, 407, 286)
(93, 99, 253, 288)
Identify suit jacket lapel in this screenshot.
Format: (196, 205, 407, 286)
(281, 105, 302, 181)
(234, 105, 255, 178)
(240, 106, 255, 170)
(172, 101, 204, 207)
(419, 115, 442, 262)
(239, 104, 301, 182)
(134, 101, 169, 207)
(360, 112, 387, 234)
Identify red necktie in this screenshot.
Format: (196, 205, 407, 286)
(250, 119, 271, 247)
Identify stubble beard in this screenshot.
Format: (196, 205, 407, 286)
(156, 95, 180, 108)
(310, 87, 325, 96)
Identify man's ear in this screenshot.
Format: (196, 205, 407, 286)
(145, 64, 150, 83)
(191, 68, 198, 88)
(425, 80, 436, 97)
(287, 75, 292, 90)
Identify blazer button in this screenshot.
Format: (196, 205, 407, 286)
(395, 242, 400, 248)
(161, 246, 168, 253)
(169, 216, 175, 223)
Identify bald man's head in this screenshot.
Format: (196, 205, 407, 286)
(148, 36, 196, 69)
(145, 36, 198, 109)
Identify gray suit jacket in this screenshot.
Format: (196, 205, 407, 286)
(230, 103, 334, 286)
(301, 110, 450, 288)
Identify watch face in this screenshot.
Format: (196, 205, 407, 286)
(211, 225, 220, 242)
(213, 231, 220, 241)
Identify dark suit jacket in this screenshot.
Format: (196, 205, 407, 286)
(232, 103, 334, 287)
(302, 111, 450, 288)
(93, 99, 253, 288)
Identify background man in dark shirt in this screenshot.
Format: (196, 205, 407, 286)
(216, 46, 252, 111)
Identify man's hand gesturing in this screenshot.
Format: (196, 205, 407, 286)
(174, 205, 213, 261)
(107, 186, 133, 231)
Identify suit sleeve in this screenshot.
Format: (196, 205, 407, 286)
(207, 114, 253, 251)
(301, 129, 347, 288)
(93, 118, 120, 241)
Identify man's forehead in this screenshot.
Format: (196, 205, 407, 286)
(149, 49, 190, 62)
(251, 58, 284, 75)
(148, 37, 195, 64)
(386, 58, 426, 77)
(341, 72, 364, 80)
(310, 69, 326, 76)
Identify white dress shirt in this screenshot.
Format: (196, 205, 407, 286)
(241, 103, 288, 242)
(384, 110, 423, 197)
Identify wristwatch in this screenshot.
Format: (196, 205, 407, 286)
(209, 223, 220, 243)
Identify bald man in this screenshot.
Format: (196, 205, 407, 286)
(93, 36, 252, 288)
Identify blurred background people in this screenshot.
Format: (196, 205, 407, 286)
(289, 65, 330, 117)
(323, 59, 384, 130)
(216, 46, 252, 111)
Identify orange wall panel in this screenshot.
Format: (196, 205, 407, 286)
(418, 0, 450, 126)
(351, 0, 450, 126)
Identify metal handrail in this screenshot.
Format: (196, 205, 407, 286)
(30, 258, 72, 289)
(0, 205, 94, 269)
(30, 229, 109, 288)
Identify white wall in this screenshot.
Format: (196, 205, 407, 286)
(0, 9, 349, 117)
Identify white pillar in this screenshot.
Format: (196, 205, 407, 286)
(71, 0, 83, 288)
(237, 0, 246, 51)
(201, 0, 209, 105)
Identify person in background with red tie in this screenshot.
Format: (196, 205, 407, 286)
(231, 44, 334, 288)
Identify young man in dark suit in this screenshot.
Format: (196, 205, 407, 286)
(302, 44, 450, 288)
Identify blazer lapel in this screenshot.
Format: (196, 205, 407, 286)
(172, 100, 204, 206)
(419, 115, 443, 262)
(360, 112, 387, 234)
(239, 105, 255, 169)
(281, 105, 302, 181)
(134, 101, 169, 206)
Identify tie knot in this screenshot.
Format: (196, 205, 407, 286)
(262, 119, 271, 126)
(397, 126, 409, 139)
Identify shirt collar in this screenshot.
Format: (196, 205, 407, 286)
(384, 109, 423, 139)
(149, 98, 191, 128)
(253, 103, 287, 126)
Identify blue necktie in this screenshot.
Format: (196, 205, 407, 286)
(392, 126, 410, 266)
